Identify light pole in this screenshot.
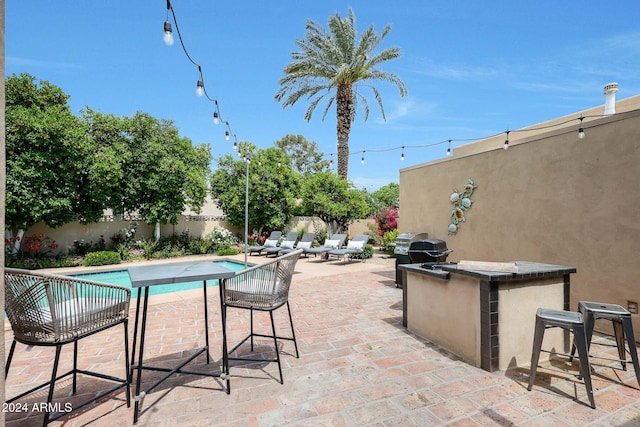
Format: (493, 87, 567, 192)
(243, 154, 250, 268)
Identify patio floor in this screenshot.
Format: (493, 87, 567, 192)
(5, 253, 640, 426)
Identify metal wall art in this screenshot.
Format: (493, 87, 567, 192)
(448, 179, 476, 235)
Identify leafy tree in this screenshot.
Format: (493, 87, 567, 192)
(80, 108, 129, 222)
(275, 8, 407, 179)
(5, 73, 89, 230)
(372, 182, 400, 211)
(210, 143, 299, 234)
(274, 134, 330, 174)
(300, 171, 369, 233)
(122, 112, 211, 225)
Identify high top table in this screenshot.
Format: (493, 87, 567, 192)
(128, 261, 236, 423)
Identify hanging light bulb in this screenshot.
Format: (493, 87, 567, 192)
(196, 80, 204, 96)
(329, 154, 333, 167)
(163, 21, 174, 46)
(163, 1, 174, 46)
(578, 116, 585, 139)
(213, 111, 219, 125)
(361, 150, 365, 164)
(401, 146, 405, 161)
(503, 131, 510, 150)
(446, 139, 452, 157)
(225, 130, 230, 141)
(233, 140, 237, 150)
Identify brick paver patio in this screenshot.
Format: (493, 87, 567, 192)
(5, 255, 640, 426)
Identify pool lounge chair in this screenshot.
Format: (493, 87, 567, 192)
(304, 233, 347, 258)
(248, 231, 282, 256)
(328, 234, 370, 263)
(264, 231, 298, 257)
(279, 232, 315, 256)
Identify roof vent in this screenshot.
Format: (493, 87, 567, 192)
(604, 82, 619, 115)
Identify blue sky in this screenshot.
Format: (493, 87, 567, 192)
(6, 1, 640, 190)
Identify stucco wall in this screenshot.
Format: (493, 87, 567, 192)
(399, 102, 640, 336)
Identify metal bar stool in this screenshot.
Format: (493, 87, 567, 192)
(528, 307, 596, 409)
(569, 301, 640, 386)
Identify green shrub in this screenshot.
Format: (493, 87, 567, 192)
(352, 244, 374, 260)
(83, 251, 121, 267)
(207, 228, 238, 252)
(188, 237, 212, 255)
(136, 239, 158, 259)
(383, 230, 399, 255)
(217, 247, 240, 256)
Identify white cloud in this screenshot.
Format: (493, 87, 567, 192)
(413, 60, 499, 81)
(375, 96, 437, 124)
(6, 56, 81, 70)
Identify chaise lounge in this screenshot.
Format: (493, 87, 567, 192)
(264, 231, 298, 257)
(328, 234, 369, 263)
(304, 234, 347, 259)
(278, 232, 315, 256)
(248, 231, 282, 256)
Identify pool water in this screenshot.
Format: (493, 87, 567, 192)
(72, 260, 249, 296)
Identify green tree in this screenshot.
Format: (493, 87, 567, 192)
(122, 112, 211, 227)
(372, 182, 400, 210)
(80, 108, 129, 222)
(5, 73, 89, 230)
(210, 144, 299, 234)
(274, 134, 330, 174)
(275, 8, 407, 179)
(300, 171, 369, 233)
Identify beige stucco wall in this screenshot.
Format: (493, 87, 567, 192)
(406, 271, 566, 369)
(407, 271, 481, 365)
(19, 215, 377, 253)
(498, 277, 566, 369)
(400, 96, 640, 337)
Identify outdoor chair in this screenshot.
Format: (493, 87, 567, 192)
(248, 231, 282, 256)
(304, 233, 347, 259)
(279, 232, 315, 256)
(220, 249, 302, 391)
(4, 268, 131, 426)
(328, 234, 370, 263)
(264, 231, 298, 257)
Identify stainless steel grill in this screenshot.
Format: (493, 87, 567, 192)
(394, 232, 428, 256)
(394, 232, 428, 288)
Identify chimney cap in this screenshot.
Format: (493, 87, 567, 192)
(604, 82, 619, 94)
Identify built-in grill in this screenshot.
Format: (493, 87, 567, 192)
(408, 239, 453, 264)
(394, 232, 428, 288)
(394, 232, 429, 256)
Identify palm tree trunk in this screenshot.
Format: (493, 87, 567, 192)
(336, 83, 353, 179)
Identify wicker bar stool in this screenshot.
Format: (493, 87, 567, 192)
(528, 307, 595, 409)
(569, 301, 640, 386)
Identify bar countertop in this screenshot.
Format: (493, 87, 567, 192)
(398, 261, 576, 281)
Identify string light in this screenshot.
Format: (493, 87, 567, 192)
(400, 146, 405, 161)
(361, 150, 365, 164)
(163, 0, 239, 145)
(329, 153, 334, 167)
(324, 112, 611, 165)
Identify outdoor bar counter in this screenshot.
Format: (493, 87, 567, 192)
(398, 261, 576, 372)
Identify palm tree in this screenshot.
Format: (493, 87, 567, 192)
(275, 8, 407, 179)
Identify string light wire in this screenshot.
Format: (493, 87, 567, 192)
(164, 0, 238, 144)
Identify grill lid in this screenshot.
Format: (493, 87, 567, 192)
(394, 232, 428, 255)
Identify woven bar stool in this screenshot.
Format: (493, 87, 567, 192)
(528, 308, 595, 409)
(569, 301, 640, 386)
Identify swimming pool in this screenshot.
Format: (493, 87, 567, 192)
(73, 260, 249, 296)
